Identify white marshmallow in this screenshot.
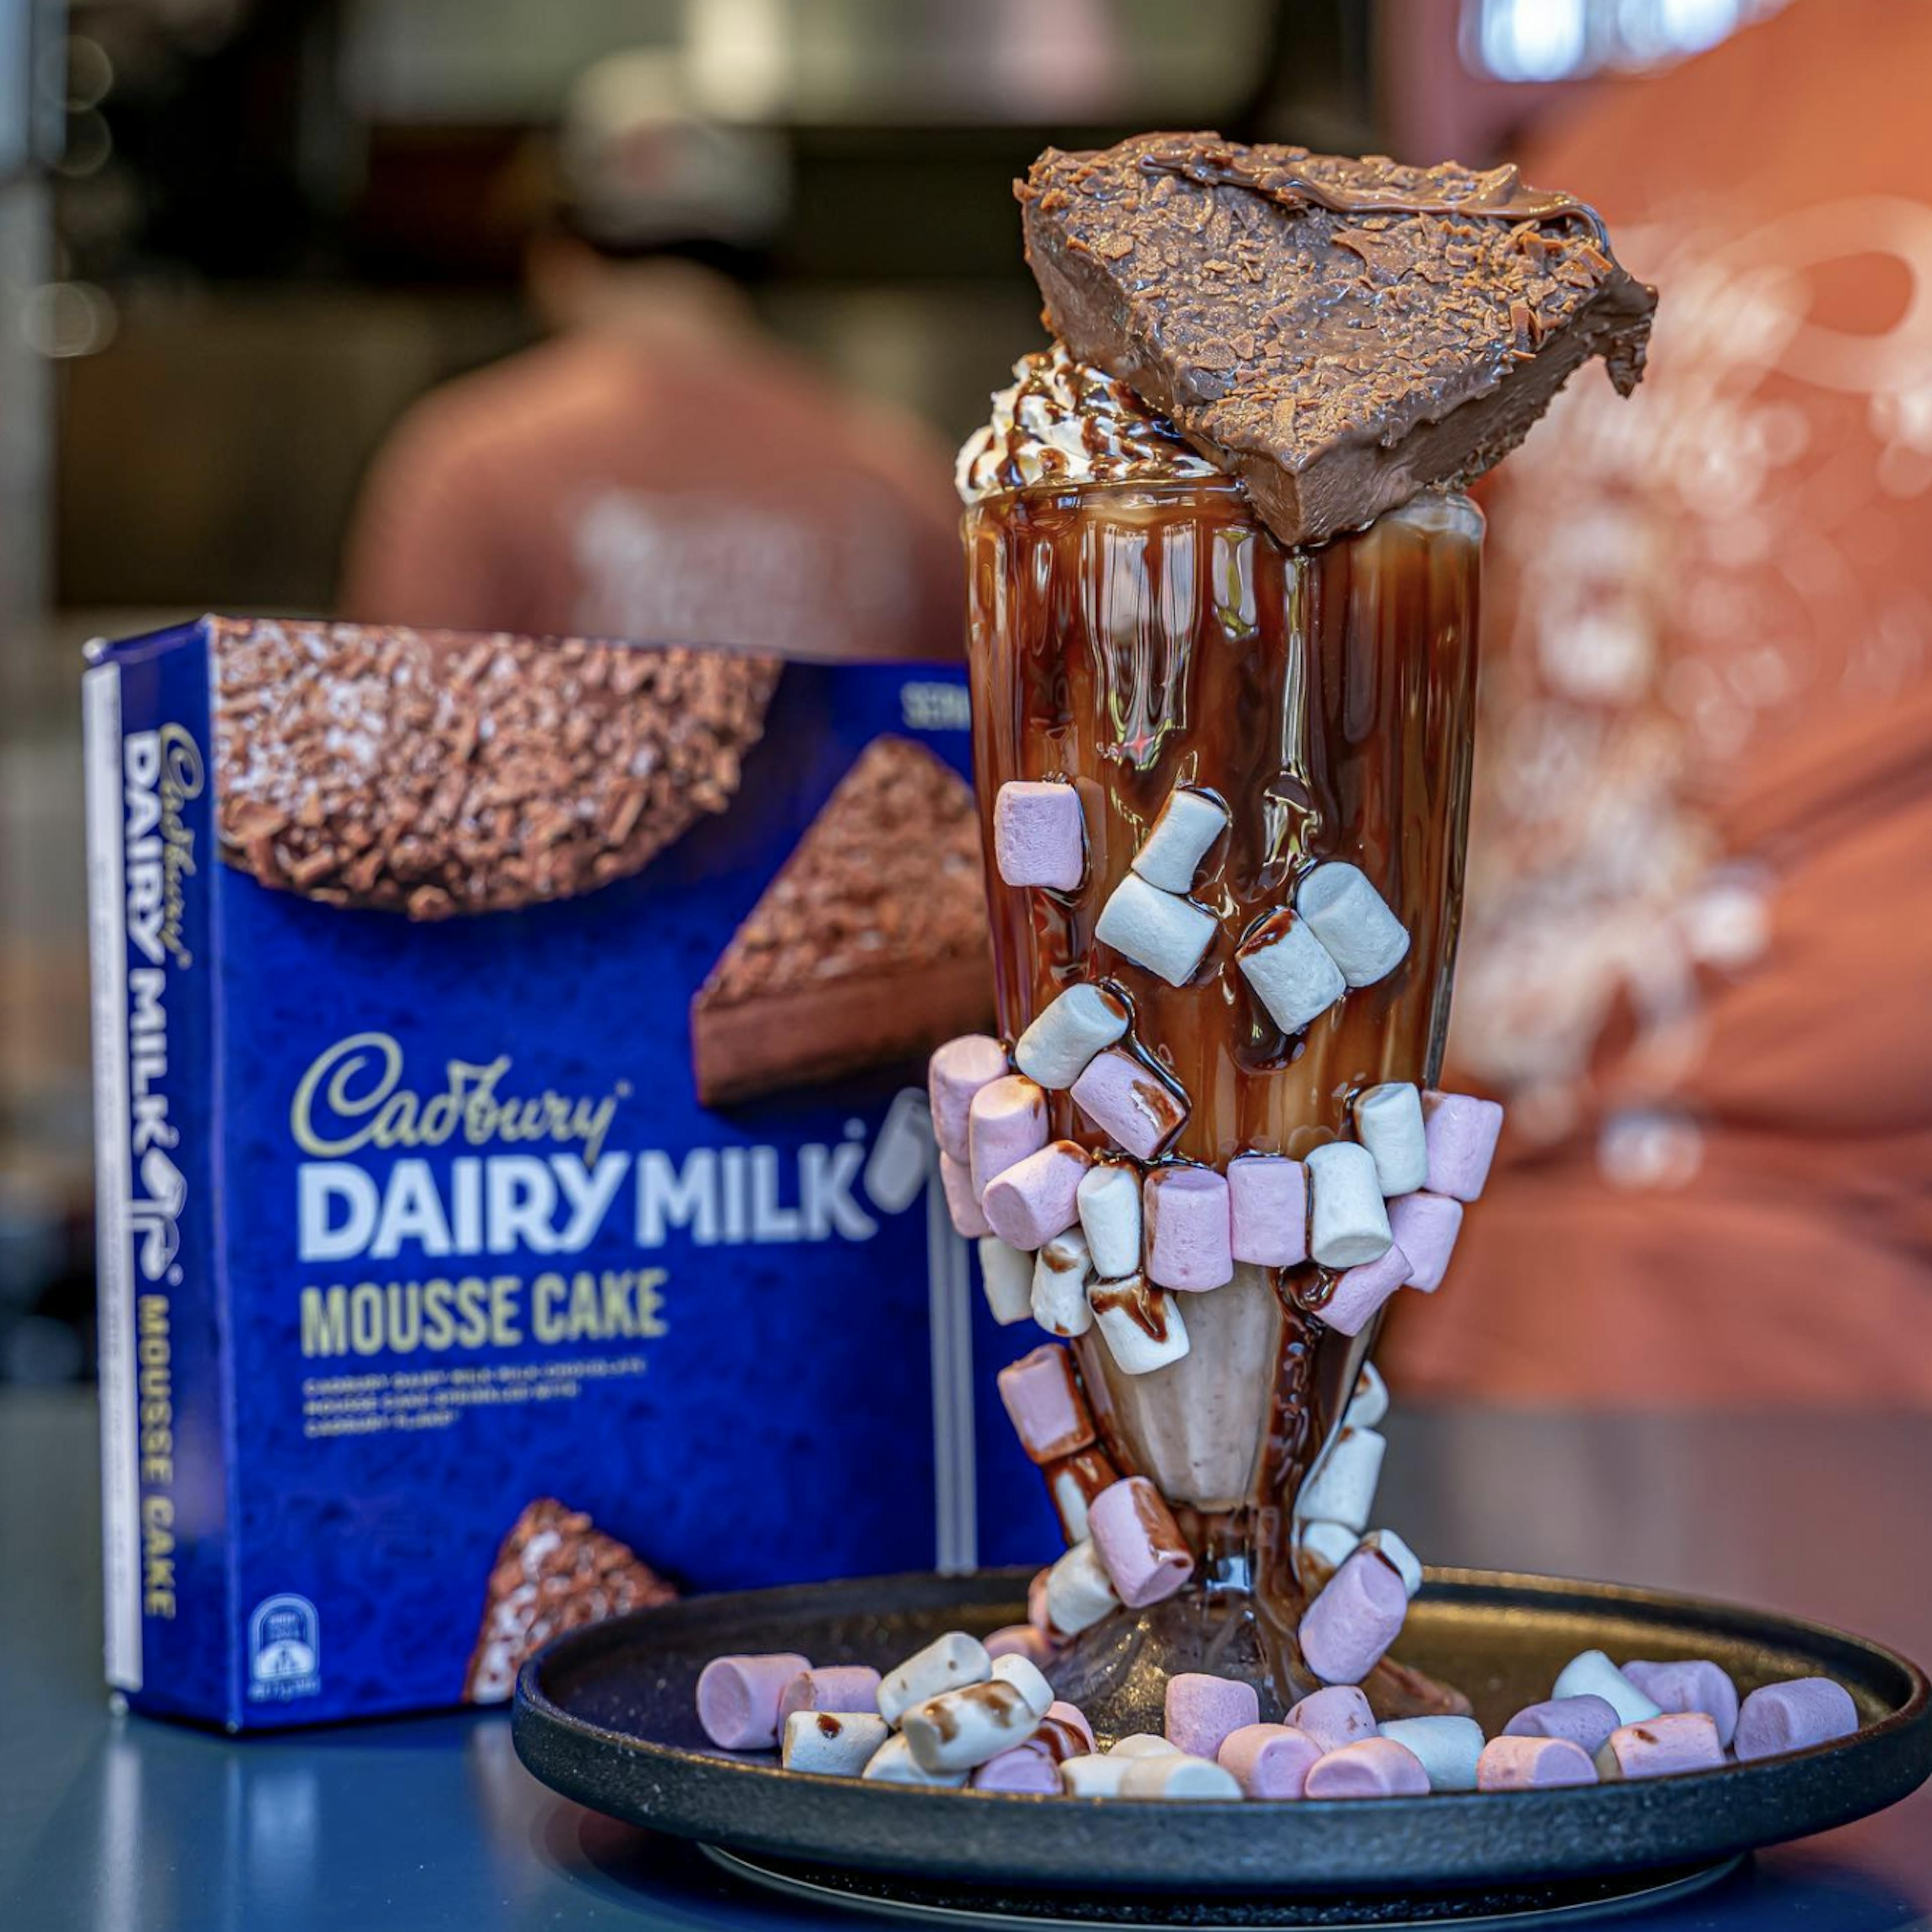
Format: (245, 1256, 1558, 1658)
(978, 1235, 1035, 1326)
(1296, 1426, 1386, 1535)
(1108, 1733, 1183, 1758)
(1031, 1228, 1094, 1338)
(1236, 910, 1346, 1035)
(861, 1732, 970, 1787)
(1119, 1753, 1244, 1800)
(991, 1653, 1056, 1719)
(1360, 1527, 1423, 1599)
(1345, 1360, 1390, 1429)
(1378, 1716, 1484, 1792)
(1043, 1538, 1121, 1636)
(1298, 1519, 1360, 1577)
(1061, 1751, 1134, 1796)
(1095, 874, 1217, 987)
(1552, 1649, 1664, 1726)
(1296, 862, 1411, 987)
(1048, 1463, 1097, 1544)
(903, 1680, 1043, 1773)
(878, 1630, 992, 1727)
(1088, 1276, 1190, 1376)
(1132, 787, 1229, 893)
(782, 1709, 891, 1776)
(1353, 1083, 1428, 1197)
(1306, 1142, 1394, 1268)
(1076, 1163, 1143, 1280)
(1014, 983, 1132, 1090)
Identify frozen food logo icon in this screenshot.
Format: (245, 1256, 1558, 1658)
(247, 1593, 321, 1702)
(129, 1145, 187, 1282)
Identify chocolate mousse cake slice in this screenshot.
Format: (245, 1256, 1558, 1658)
(1020, 133, 1656, 549)
(691, 736, 995, 1106)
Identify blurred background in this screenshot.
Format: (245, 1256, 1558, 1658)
(10, 0, 1910, 1392)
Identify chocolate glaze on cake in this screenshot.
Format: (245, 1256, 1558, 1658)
(1019, 133, 1656, 548)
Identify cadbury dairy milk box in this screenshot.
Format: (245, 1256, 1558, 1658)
(83, 615, 1053, 1730)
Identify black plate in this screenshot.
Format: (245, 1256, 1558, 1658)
(512, 1566, 1932, 1896)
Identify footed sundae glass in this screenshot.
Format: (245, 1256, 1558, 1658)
(962, 470, 1483, 1734)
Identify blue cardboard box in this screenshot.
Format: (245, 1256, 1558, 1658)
(83, 617, 1052, 1730)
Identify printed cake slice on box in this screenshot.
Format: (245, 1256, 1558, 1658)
(691, 735, 995, 1104)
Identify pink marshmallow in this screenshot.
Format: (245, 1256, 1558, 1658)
(1300, 1548, 1409, 1685)
(1478, 1735, 1598, 1791)
(1088, 1476, 1193, 1608)
(1046, 1702, 1095, 1753)
(996, 1344, 1096, 1464)
(985, 1624, 1056, 1666)
(1143, 1165, 1233, 1292)
(1304, 1737, 1429, 1799)
(1218, 1722, 1324, 1799)
(1069, 1048, 1189, 1161)
(695, 1651, 813, 1749)
(1164, 1672, 1260, 1761)
(939, 1151, 991, 1239)
(777, 1665, 882, 1724)
(1285, 1684, 1377, 1754)
(1026, 1566, 1058, 1638)
(1318, 1244, 1412, 1338)
(972, 1743, 1063, 1794)
(982, 1140, 1090, 1249)
(1595, 1712, 1726, 1780)
(994, 780, 1085, 892)
(1623, 1659, 1740, 1748)
(1503, 1695, 1620, 1756)
(1733, 1677, 1859, 1762)
(1228, 1155, 1308, 1266)
(1385, 1192, 1463, 1294)
(1421, 1091, 1504, 1201)
(968, 1074, 1049, 1195)
(928, 1035, 1008, 1164)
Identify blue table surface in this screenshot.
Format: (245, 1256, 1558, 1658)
(3, 1388, 1929, 1929)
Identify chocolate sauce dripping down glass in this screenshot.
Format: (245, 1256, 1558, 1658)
(964, 478, 1481, 1732)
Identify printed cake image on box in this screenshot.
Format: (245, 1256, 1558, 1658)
(85, 616, 1056, 1730)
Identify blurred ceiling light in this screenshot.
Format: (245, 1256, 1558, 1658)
(988, 0, 1122, 119)
(61, 36, 115, 111)
(20, 281, 118, 359)
(1467, 0, 1786, 79)
(683, 0, 791, 121)
(1477, 0, 1588, 82)
(53, 109, 112, 179)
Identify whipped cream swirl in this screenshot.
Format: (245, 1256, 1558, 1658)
(955, 342, 1221, 503)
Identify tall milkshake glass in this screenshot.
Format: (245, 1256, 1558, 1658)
(963, 472, 1482, 1729)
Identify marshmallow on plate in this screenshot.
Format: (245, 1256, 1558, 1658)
(1304, 1737, 1429, 1799)
(994, 780, 1084, 892)
(1014, 983, 1132, 1090)
(1165, 1673, 1260, 1761)
(1046, 1703, 1097, 1754)
(984, 1625, 1056, 1667)
(1317, 1244, 1410, 1337)
(1236, 909, 1346, 1036)
(1503, 1695, 1621, 1757)
(1043, 1446, 1117, 1545)
(939, 1152, 991, 1240)
(1551, 1650, 1663, 1726)
(1218, 1723, 1324, 1799)
(777, 1666, 882, 1724)
(1095, 873, 1217, 987)
(1228, 1154, 1308, 1267)
(1385, 1192, 1463, 1294)
(1421, 1091, 1504, 1201)
(1042, 1538, 1121, 1636)
(969, 1075, 1049, 1195)
(1477, 1735, 1597, 1791)
(782, 1709, 890, 1776)
(1070, 1048, 1189, 1161)
(903, 1680, 1044, 1772)
(1734, 1678, 1859, 1762)
(996, 1344, 1095, 1463)
(982, 1139, 1090, 1249)
(1031, 1227, 1095, 1337)
(1621, 1659, 1740, 1748)
(861, 1732, 970, 1787)
(1301, 1546, 1408, 1685)
(972, 1744, 1063, 1794)
(991, 1652, 1056, 1718)
(1143, 1165, 1234, 1292)
(977, 1236, 1035, 1326)
(1118, 1753, 1244, 1800)
(1088, 1476, 1192, 1607)
(1594, 1713, 1725, 1781)
(1132, 786, 1229, 892)
(696, 1651, 814, 1749)
(1088, 1275, 1190, 1375)
(1353, 1083, 1427, 1196)
(1076, 1161, 1143, 1279)
(1285, 1685, 1377, 1754)
(877, 1631, 991, 1727)
(1296, 1425, 1386, 1534)
(1061, 1753, 1135, 1797)
(1305, 1142, 1394, 1268)
(1295, 862, 1410, 987)
(1110, 1733, 1182, 1758)
(1378, 1715, 1484, 1792)
(928, 1035, 1008, 1165)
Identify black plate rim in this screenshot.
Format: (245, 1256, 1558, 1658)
(512, 1564, 1932, 1893)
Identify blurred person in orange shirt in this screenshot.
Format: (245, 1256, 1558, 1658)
(1386, 0, 1932, 1403)
(341, 54, 963, 660)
